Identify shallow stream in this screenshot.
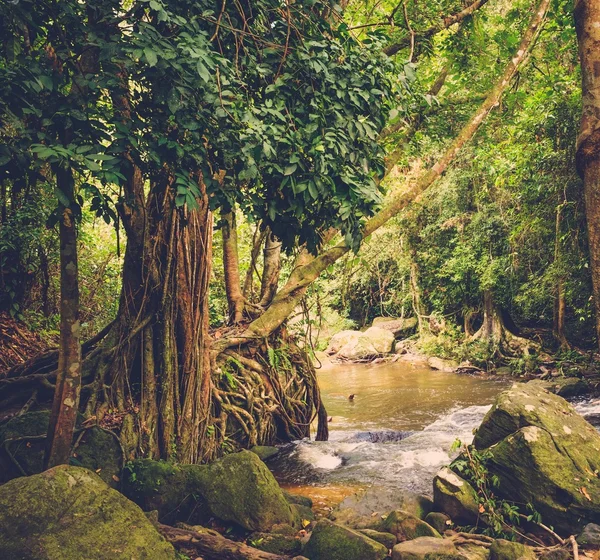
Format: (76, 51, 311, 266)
(269, 361, 510, 507)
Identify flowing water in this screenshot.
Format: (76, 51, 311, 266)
(270, 361, 511, 506)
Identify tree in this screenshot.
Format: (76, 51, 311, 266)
(575, 0, 600, 351)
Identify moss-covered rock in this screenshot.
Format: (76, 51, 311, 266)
(283, 490, 313, 508)
(0, 410, 121, 486)
(472, 382, 600, 534)
(488, 539, 535, 560)
(359, 529, 397, 549)
(379, 510, 441, 542)
(391, 536, 465, 560)
(123, 450, 295, 531)
(248, 532, 303, 555)
(577, 523, 600, 548)
(304, 519, 388, 560)
(291, 503, 315, 523)
(250, 445, 280, 462)
(424, 512, 452, 534)
(0, 465, 176, 560)
(433, 467, 480, 525)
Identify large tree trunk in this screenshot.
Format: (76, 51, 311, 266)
(575, 0, 600, 351)
(44, 166, 81, 469)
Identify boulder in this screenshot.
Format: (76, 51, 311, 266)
(428, 357, 459, 372)
(433, 467, 480, 525)
(283, 490, 313, 508)
(0, 465, 176, 560)
(359, 529, 397, 549)
(304, 519, 388, 560)
(0, 410, 121, 486)
(338, 328, 395, 360)
(326, 330, 361, 355)
(371, 317, 418, 338)
(529, 377, 590, 398)
(123, 450, 296, 531)
(424, 512, 452, 534)
(379, 510, 441, 542)
(250, 445, 280, 462)
(472, 382, 600, 534)
(577, 523, 600, 548)
(332, 487, 433, 529)
(249, 532, 304, 556)
(392, 536, 465, 560)
(488, 539, 535, 560)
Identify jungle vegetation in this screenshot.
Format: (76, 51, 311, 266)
(0, 0, 599, 468)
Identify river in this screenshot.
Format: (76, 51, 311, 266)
(269, 360, 510, 509)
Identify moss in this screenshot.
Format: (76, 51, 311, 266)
(433, 467, 479, 525)
(304, 519, 388, 560)
(359, 529, 398, 549)
(0, 465, 176, 560)
(248, 532, 303, 555)
(250, 445, 280, 462)
(379, 510, 441, 542)
(72, 426, 122, 487)
(391, 537, 464, 560)
(283, 489, 313, 508)
(489, 539, 535, 560)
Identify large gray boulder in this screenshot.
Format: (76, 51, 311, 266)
(123, 450, 296, 531)
(338, 327, 395, 360)
(304, 519, 388, 560)
(326, 330, 361, 355)
(0, 465, 176, 560)
(472, 382, 600, 534)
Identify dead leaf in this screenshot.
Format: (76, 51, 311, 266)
(479, 504, 485, 513)
(581, 487, 592, 501)
(112, 475, 120, 482)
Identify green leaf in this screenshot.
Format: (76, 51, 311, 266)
(283, 164, 297, 176)
(144, 47, 158, 67)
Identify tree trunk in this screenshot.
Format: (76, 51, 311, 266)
(259, 231, 282, 308)
(409, 255, 427, 336)
(575, 0, 600, 351)
(44, 166, 81, 469)
(553, 201, 570, 349)
(222, 210, 245, 324)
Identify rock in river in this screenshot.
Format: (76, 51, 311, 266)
(123, 449, 296, 531)
(433, 467, 480, 525)
(473, 381, 600, 534)
(304, 519, 388, 560)
(0, 465, 176, 560)
(337, 327, 395, 360)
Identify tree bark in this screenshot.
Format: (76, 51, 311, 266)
(44, 166, 81, 469)
(259, 231, 282, 308)
(222, 210, 245, 324)
(553, 201, 569, 349)
(218, 0, 551, 354)
(575, 0, 600, 351)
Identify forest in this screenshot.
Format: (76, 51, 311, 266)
(2, 0, 600, 559)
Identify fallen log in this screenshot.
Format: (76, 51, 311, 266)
(157, 523, 291, 560)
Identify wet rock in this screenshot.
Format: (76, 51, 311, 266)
(391, 536, 465, 560)
(495, 367, 512, 376)
(332, 487, 433, 529)
(250, 445, 280, 462)
(326, 330, 361, 355)
(433, 467, 480, 525)
(472, 382, 600, 534)
(529, 377, 590, 398)
(348, 430, 412, 443)
(304, 519, 388, 560)
(123, 450, 295, 531)
(428, 356, 459, 372)
(577, 523, 600, 548)
(338, 327, 395, 360)
(248, 532, 303, 556)
(0, 410, 121, 487)
(0, 465, 176, 560)
(360, 529, 397, 549)
(456, 542, 490, 560)
(424, 512, 452, 534)
(489, 539, 535, 560)
(538, 549, 571, 560)
(283, 490, 313, 508)
(371, 317, 418, 338)
(379, 510, 441, 542)
(291, 503, 315, 523)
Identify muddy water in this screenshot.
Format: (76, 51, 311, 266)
(270, 361, 510, 506)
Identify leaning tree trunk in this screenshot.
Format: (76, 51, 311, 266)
(575, 0, 600, 351)
(259, 231, 282, 308)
